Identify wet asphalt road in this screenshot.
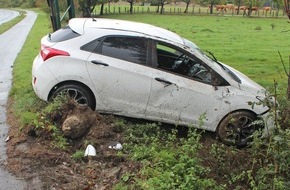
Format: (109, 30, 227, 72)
(0, 9, 19, 25)
(0, 9, 37, 190)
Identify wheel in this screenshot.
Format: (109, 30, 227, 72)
(50, 84, 96, 110)
(217, 111, 261, 148)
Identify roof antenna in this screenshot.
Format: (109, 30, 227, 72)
(92, 17, 96, 21)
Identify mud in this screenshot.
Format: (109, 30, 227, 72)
(6, 100, 140, 190)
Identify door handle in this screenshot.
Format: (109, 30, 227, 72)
(91, 60, 109, 67)
(154, 77, 173, 87)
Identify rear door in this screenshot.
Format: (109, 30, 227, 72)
(84, 36, 152, 116)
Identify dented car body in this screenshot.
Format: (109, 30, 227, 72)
(32, 18, 272, 147)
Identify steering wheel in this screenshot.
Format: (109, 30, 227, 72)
(172, 53, 186, 70)
(195, 70, 211, 83)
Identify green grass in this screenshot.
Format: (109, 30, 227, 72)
(0, 10, 26, 34)
(99, 14, 289, 92)
(10, 10, 51, 123)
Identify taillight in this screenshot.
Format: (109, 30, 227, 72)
(40, 44, 70, 61)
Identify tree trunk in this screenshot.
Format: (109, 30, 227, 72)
(237, 5, 240, 15)
(288, 75, 290, 100)
(83, 7, 91, 17)
(184, 2, 189, 13)
(247, 4, 252, 17)
(284, 0, 290, 19)
(156, 4, 159, 13)
(160, 3, 164, 14)
(129, 2, 133, 14)
(210, 3, 213, 14)
(288, 56, 290, 100)
(100, 3, 104, 15)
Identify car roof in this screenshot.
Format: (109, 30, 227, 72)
(69, 18, 185, 45)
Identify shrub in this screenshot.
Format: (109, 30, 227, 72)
(116, 123, 223, 190)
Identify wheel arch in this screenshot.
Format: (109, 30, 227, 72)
(48, 80, 96, 109)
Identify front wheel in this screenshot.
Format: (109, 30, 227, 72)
(50, 84, 96, 110)
(217, 111, 262, 148)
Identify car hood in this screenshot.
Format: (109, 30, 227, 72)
(225, 64, 266, 96)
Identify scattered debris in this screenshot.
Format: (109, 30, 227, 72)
(108, 142, 123, 150)
(5, 136, 10, 142)
(84, 144, 97, 157)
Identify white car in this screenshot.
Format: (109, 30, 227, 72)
(32, 18, 272, 147)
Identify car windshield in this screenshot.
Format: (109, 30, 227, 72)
(183, 38, 241, 83)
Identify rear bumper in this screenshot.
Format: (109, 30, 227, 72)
(32, 55, 57, 101)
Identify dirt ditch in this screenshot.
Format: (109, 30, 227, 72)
(5, 100, 141, 190)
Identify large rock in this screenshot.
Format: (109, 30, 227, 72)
(62, 115, 90, 139)
(61, 103, 100, 139)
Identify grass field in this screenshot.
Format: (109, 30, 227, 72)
(98, 14, 290, 93)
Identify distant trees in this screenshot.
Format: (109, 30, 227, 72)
(78, 0, 98, 17)
(201, 0, 220, 14)
(2, 0, 290, 19)
(0, 0, 12, 7)
(182, 0, 193, 13)
(127, 0, 134, 14)
(156, 0, 175, 14)
(283, 0, 290, 19)
(0, 0, 36, 8)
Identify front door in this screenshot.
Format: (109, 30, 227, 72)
(145, 41, 227, 130)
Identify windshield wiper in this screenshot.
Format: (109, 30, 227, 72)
(206, 51, 217, 62)
(206, 51, 241, 83)
(206, 51, 225, 70)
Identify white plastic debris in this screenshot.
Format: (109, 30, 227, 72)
(5, 136, 10, 142)
(84, 144, 96, 157)
(108, 142, 123, 150)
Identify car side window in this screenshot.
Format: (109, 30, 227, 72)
(156, 42, 212, 84)
(101, 36, 147, 65)
(155, 42, 229, 86)
(81, 39, 100, 52)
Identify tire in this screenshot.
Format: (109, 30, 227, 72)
(217, 111, 261, 148)
(50, 84, 96, 110)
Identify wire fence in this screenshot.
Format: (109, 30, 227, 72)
(92, 5, 288, 19)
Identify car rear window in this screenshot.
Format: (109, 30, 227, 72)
(101, 36, 147, 65)
(48, 26, 80, 42)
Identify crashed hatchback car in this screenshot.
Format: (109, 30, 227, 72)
(32, 18, 272, 147)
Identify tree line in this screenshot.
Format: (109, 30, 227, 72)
(0, 0, 287, 17)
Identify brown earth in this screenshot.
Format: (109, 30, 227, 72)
(5, 100, 141, 190)
(5, 98, 224, 190)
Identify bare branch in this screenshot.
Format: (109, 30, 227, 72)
(278, 51, 290, 77)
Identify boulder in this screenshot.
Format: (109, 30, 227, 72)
(62, 115, 90, 139)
